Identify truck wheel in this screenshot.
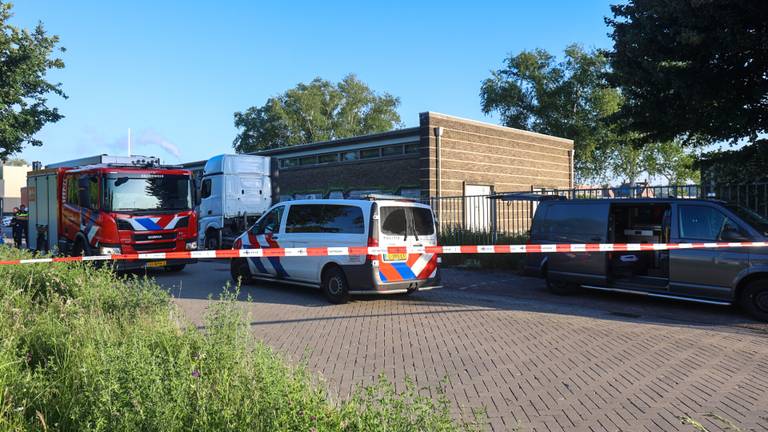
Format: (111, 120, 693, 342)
(230, 258, 251, 285)
(205, 231, 220, 250)
(321, 266, 349, 304)
(740, 279, 768, 322)
(545, 275, 578, 296)
(71, 239, 88, 257)
(166, 264, 186, 273)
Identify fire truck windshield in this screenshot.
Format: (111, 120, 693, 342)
(104, 174, 192, 212)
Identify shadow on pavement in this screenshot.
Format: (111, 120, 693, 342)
(152, 260, 767, 334)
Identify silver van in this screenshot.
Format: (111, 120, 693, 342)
(230, 196, 441, 303)
(527, 199, 768, 321)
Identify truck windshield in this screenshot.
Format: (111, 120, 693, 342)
(104, 174, 192, 212)
(726, 204, 768, 237)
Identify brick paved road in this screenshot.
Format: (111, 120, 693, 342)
(157, 262, 768, 432)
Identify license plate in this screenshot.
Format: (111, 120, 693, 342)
(384, 253, 408, 262)
(146, 260, 167, 268)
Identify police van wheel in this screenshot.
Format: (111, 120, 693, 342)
(230, 259, 251, 285)
(322, 267, 349, 304)
(740, 279, 768, 322)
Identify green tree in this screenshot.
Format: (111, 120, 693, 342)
(0, 2, 66, 161)
(233, 74, 402, 153)
(606, 0, 768, 145)
(480, 44, 624, 183)
(610, 143, 648, 185)
(645, 141, 700, 185)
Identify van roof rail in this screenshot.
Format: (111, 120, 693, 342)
(488, 192, 566, 202)
(360, 193, 419, 202)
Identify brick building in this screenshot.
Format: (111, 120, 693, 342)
(257, 112, 574, 201)
(183, 112, 573, 235)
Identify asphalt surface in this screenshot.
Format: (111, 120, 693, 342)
(152, 260, 768, 431)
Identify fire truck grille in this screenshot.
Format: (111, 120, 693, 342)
(132, 242, 176, 252)
(133, 232, 177, 242)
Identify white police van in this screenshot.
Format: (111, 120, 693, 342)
(230, 196, 441, 303)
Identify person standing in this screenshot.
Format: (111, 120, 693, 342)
(15, 205, 28, 248)
(10, 207, 21, 247)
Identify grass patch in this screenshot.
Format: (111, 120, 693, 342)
(0, 246, 483, 431)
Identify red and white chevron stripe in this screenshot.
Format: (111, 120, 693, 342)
(1, 241, 767, 266)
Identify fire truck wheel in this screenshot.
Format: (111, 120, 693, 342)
(71, 238, 89, 257)
(165, 265, 186, 273)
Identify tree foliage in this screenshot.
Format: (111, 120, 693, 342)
(645, 141, 699, 185)
(0, 2, 66, 161)
(698, 139, 768, 185)
(606, 0, 768, 145)
(480, 45, 623, 183)
(233, 74, 402, 153)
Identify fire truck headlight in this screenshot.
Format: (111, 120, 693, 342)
(99, 246, 122, 255)
(185, 241, 198, 251)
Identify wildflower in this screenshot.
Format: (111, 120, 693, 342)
(311, 415, 317, 422)
(192, 370, 201, 378)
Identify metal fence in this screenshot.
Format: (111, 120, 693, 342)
(427, 183, 768, 245)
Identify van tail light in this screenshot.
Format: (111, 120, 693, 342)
(233, 238, 243, 249)
(367, 236, 378, 262)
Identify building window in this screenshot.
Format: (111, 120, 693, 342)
(299, 156, 317, 166)
(404, 143, 420, 154)
(360, 148, 380, 159)
(382, 145, 403, 157)
(318, 153, 339, 164)
(342, 151, 358, 161)
(278, 141, 419, 169)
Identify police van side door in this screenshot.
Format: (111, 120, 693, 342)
(545, 202, 610, 286)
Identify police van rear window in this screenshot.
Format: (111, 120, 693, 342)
(380, 206, 435, 236)
(412, 207, 435, 235)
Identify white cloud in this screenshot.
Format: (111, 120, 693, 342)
(135, 130, 182, 159)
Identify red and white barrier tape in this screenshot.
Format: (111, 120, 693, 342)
(1, 241, 767, 266)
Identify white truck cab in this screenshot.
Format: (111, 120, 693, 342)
(230, 196, 442, 303)
(198, 154, 272, 249)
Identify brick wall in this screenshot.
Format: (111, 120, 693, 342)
(273, 156, 420, 198)
(418, 112, 574, 197)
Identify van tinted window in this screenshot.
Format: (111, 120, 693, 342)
(538, 203, 607, 242)
(412, 207, 435, 235)
(678, 205, 743, 241)
(286, 204, 364, 234)
(323, 205, 365, 233)
(381, 207, 407, 236)
(286, 205, 324, 233)
(380, 206, 435, 236)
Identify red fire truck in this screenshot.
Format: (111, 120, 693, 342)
(27, 155, 198, 271)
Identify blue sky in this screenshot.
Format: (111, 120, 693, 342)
(12, 1, 614, 165)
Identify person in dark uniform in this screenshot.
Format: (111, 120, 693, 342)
(10, 207, 20, 247)
(15, 205, 28, 248)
